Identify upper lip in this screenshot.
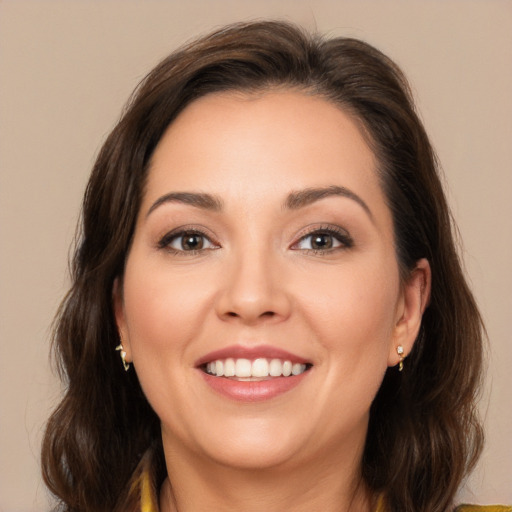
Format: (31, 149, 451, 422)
(194, 344, 311, 367)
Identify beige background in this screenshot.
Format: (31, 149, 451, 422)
(1, 1, 511, 510)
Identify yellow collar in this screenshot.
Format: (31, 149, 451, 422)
(130, 451, 510, 512)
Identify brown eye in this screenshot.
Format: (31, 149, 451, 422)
(159, 229, 217, 253)
(310, 233, 333, 250)
(293, 227, 354, 252)
(181, 234, 204, 251)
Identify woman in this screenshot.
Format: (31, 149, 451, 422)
(41, 21, 507, 512)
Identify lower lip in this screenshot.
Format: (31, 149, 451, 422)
(199, 370, 309, 402)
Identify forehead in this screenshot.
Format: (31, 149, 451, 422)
(144, 89, 385, 216)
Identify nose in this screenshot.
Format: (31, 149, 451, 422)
(215, 247, 292, 325)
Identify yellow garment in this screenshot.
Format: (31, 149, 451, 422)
(455, 507, 512, 512)
(138, 462, 158, 512)
(130, 452, 510, 512)
(374, 494, 386, 512)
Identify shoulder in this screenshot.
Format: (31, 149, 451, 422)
(454, 506, 512, 512)
(376, 496, 512, 512)
(114, 448, 160, 512)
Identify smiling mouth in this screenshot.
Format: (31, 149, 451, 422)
(202, 358, 312, 380)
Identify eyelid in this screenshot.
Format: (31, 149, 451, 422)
(157, 225, 220, 252)
(291, 224, 354, 251)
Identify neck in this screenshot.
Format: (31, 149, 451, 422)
(159, 440, 374, 512)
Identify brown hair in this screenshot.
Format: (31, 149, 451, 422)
(42, 21, 484, 512)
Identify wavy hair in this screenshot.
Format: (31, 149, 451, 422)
(42, 21, 484, 512)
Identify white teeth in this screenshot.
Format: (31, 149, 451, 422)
(269, 358, 282, 377)
(224, 358, 235, 377)
(235, 358, 252, 377)
(215, 360, 224, 377)
(205, 358, 308, 378)
(252, 358, 269, 377)
(291, 363, 304, 375)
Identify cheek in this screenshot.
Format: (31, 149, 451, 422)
(298, 255, 400, 361)
(121, 257, 212, 363)
(283, 260, 400, 445)
(120, 259, 217, 430)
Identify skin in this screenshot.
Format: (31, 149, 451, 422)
(114, 90, 430, 512)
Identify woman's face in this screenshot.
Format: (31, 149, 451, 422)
(115, 90, 426, 472)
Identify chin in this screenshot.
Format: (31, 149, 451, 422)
(185, 417, 310, 471)
(204, 441, 302, 471)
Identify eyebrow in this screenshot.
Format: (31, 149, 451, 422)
(146, 192, 223, 217)
(284, 185, 373, 219)
(146, 185, 372, 220)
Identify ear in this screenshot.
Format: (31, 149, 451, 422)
(112, 277, 132, 363)
(388, 258, 431, 367)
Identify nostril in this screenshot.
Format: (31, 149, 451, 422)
(224, 310, 276, 320)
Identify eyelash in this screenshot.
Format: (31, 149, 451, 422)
(157, 228, 218, 256)
(157, 225, 354, 256)
(292, 225, 354, 254)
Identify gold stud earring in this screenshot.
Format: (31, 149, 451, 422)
(397, 345, 405, 372)
(116, 342, 130, 371)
